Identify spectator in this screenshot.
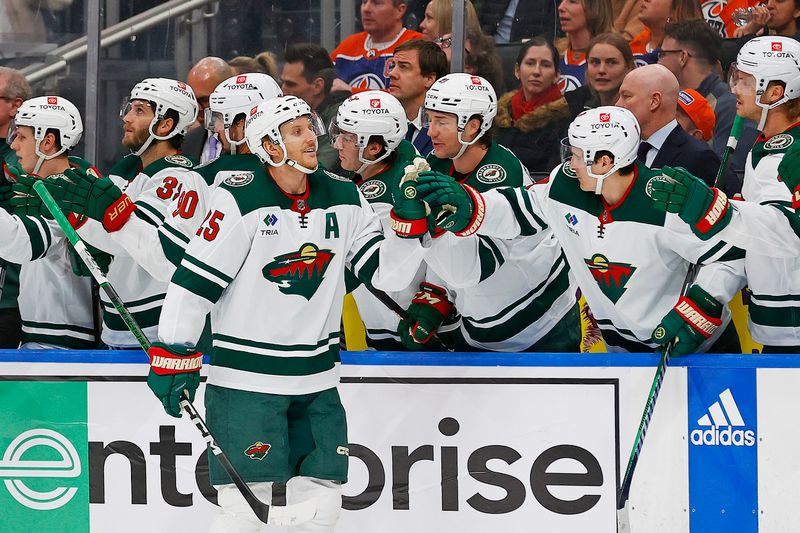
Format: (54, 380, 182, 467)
(677, 88, 716, 142)
(388, 39, 448, 156)
(182, 57, 233, 163)
(419, 0, 482, 41)
(495, 37, 571, 174)
(228, 52, 278, 78)
(479, 0, 558, 43)
(330, 0, 423, 92)
(616, 64, 722, 186)
(464, 29, 506, 94)
(565, 33, 636, 118)
(556, 0, 614, 93)
(614, 0, 645, 40)
(659, 19, 758, 183)
(628, 0, 702, 66)
(0, 67, 29, 348)
(282, 43, 351, 171)
(700, 0, 762, 38)
(733, 0, 800, 38)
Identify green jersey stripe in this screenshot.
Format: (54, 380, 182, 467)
(159, 230, 186, 268)
(161, 222, 191, 243)
(497, 187, 541, 236)
(134, 200, 165, 226)
(595, 318, 638, 338)
(749, 301, 800, 327)
(212, 331, 339, 353)
(350, 235, 383, 272)
(19, 215, 48, 260)
(600, 327, 654, 352)
(182, 254, 234, 284)
(101, 292, 164, 311)
(103, 305, 161, 331)
(751, 293, 800, 302)
(353, 251, 379, 287)
(20, 331, 97, 349)
(211, 345, 339, 376)
(172, 266, 225, 303)
(697, 240, 728, 264)
(21, 320, 95, 336)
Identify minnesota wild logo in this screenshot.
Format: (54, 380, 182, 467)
(263, 243, 335, 300)
(244, 441, 271, 460)
(584, 253, 637, 303)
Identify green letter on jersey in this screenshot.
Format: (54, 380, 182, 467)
(325, 213, 340, 239)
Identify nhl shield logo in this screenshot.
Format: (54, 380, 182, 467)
(263, 243, 335, 300)
(244, 441, 271, 460)
(585, 253, 637, 304)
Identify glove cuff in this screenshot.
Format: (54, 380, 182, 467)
(792, 183, 800, 210)
(390, 208, 428, 238)
(103, 194, 136, 232)
(412, 283, 455, 320)
(693, 188, 731, 237)
(674, 295, 722, 339)
(454, 184, 485, 237)
(149, 345, 203, 375)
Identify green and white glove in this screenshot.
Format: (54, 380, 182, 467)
(56, 167, 136, 232)
(778, 143, 800, 209)
(3, 162, 26, 184)
(147, 342, 203, 418)
(651, 285, 723, 356)
(10, 173, 69, 218)
(390, 157, 431, 239)
(649, 166, 731, 240)
(415, 171, 485, 236)
(397, 282, 455, 348)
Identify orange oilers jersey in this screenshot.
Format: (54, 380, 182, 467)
(331, 29, 423, 91)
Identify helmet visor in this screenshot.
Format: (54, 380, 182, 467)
(327, 119, 358, 147)
(204, 109, 227, 133)
(6, 119, 18, 145)
(560, 138, 587, 176)
(728, 63, 757, 93)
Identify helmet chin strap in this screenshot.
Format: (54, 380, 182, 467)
(355, 145, 392, 175)
(586, 165, 618, 195)
(453, 129, 483, 160)
(33, 139, 67, 175)
(755, 94, 788, 131)
(132, 117, 176, 157)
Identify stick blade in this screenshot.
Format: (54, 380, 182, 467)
(266, 498, 318, 526)
(616, 499, 632, 533)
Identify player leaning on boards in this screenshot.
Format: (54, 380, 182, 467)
(416, 106, 744, 355)
(398, 73, 580, 352)
(146, 95, 427, 532)
(330, 89, 426, 349)
(650, 36, 800, 352)
(0, 96, 96, 349)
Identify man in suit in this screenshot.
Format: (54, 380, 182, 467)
(387, 39, 448, 157)
(617, 64, 723, 187)
(183, 57, 233, 163)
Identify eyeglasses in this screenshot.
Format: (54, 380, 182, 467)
(433, 35, 453, 49)
(657, 49, 692, 61)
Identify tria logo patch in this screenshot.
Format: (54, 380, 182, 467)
(244, 441, 272, 460)
(236, 75, 247, 84)
(565, 213, 578, 226)
(599, 112, 610, 122)
(690, 388, 756, 447)
(584, 253, 636, 303)
(263, 243, 335, 299)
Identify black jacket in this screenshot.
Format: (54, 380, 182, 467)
(479, 0, 557, 42)
(650, 124, 722, 187)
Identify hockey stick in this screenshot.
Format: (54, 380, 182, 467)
(32, 181, 317, 527)
(616, 117, 745, 531)
(365, 284, 451, 351)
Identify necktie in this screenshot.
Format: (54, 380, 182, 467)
(208, 135, 219, 160)
(405, 122, 416, 142)
(637, 141, 652, 163)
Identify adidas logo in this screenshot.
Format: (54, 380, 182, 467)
(690, 388, 755, 447)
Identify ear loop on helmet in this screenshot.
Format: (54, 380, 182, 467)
(453, 120, 485, 160)
(32, 128, 69, 175)
(132, 111, 177, 157)
(355, 138, 393, 175)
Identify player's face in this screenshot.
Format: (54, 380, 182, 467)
(730, 68, 760, 121)
(587, 43, 630, 95)
(558, 0, 588, 34)
(361, 0, 404, 37)
(388, 50, 430, 103)
(121, 99, 154, 151)
(333, 129, 362, 171)
(515, 45, 559, 100)
(567, 149, 598, 192)
(281, 62, 316, 107)
(9, 126, 37, 174)
(425, 109, 462, 158)
(279, 116, 318, 169)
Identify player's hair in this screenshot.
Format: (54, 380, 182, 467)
(596, 149, 635, 174)
(283, 43, 335, 95)
(0, 67, 32, 101)
(393, 39, 449, 81)
(663, 20, 721, 66)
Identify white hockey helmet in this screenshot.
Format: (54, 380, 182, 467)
(423, 73, 497, 159)
(330, 90, 408, 172)
(731, 36, 800, 130)
(562, 106, 641, 194)
(245, 95, 325, 174)
(206, 73, 283, 154)
(10, 96, 83, 174)
(121, 78, 198, 156)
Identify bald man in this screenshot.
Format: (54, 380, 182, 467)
(183, 57, 233, 163)
(616, 64, 722, 186)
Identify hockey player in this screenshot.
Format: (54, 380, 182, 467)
(146, 95, 427, 532)
(402, 73, 580, 352)
(649, 36, 800, 352)
(0, 96, 96, 348)
(330, 89, 424, 349)
(415, 106, 743, 354)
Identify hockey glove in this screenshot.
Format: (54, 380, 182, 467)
(147, 342, 203, 418)
(10, 173, 69, 218)
(415, 171, 485, 236)
(778, 143, 800, 209)
(3, 162, 26, 184)
(397, 282, 455, 348)
(651, 284, 723, 357)
(390, 157, 430, 239)
(57, 167, 136, 232)
(0, 183, 13, 210)
(649, 166, 731, 240)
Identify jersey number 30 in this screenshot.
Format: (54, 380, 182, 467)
(196, 210, 224, 241)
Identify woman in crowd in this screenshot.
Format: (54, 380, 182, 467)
(628, 0, 702, 65)
(419, 0, 482, 42)
(733, 0, 800, 38)
(565, 33, 636, 118)
(557, 0, 614, 93)
(495, 37, 571, 175)
(227, 51, 278, 78)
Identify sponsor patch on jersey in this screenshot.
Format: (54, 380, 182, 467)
(475, 164, 507, 184)
(244, 441, 271, 460)
(223, 172, 255, 187)
(764, 134, 794, 151)
(644, 174, 676, 199)
(164, 155, 193, 168)
(360, 179, 387, 200)
(584, 253, 637, 304)
(325, 170, 351, 182)
(259, 212, 280, 237)
(263, 243, 335, 300)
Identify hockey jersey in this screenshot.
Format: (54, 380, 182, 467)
(559, 49, 586, 94)
(158, 166, 426, 395)
(628, 29, 660, 67)
(331, 28, 423, 91)
(701, 0, 761, 38)
(78, 153, 198, 347)
(424, 143, 578, 351)
(476, 161, 741, 352)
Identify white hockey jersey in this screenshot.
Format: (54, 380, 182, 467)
(158, 165, 426, 395)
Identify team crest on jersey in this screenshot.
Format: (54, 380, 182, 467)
(263, 243, 335, 300)
(244, 441, 271, 460)
(360, 179, 387, 199)
(561, 161, 577, 177)
(223, 172, 255, 187)
(164, 155, 193, 168)
(476, 164, 507, 184)
(584, 253, 637, 304)
(557, 74, 581, 94)
(764, 134, 794, 151)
